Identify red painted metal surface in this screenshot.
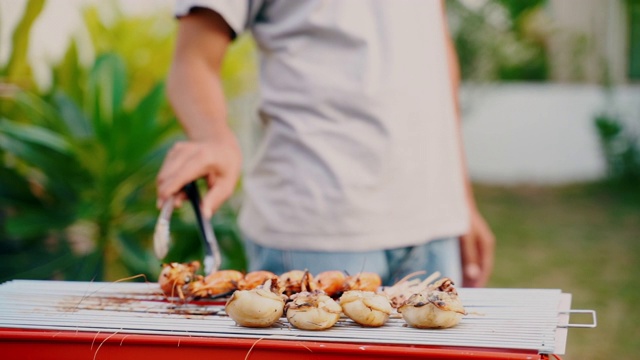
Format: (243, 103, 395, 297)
(0, 328, 544, 360)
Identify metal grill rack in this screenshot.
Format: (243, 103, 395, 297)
(0, 280, 596, 359)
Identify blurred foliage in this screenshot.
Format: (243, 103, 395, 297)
(0, 0, 253, 282)
(628, 0, 640, 79)
(592, 7, 640, 192)
(1, 53, 177, 281)
(594, 112, 640, 186)
(82, 4, 175, 108)
(447, 0, 550, 81)
(0, 0, 45, 89)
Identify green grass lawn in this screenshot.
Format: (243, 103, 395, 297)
(475, 182, 640, 360)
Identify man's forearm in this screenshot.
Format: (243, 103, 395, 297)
(166, 9, 235, 141)
(167, 56, 232, 141)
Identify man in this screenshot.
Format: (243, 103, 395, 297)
(156, 0, 494, 287)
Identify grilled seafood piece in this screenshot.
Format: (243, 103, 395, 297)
(158, 261, 200, 301)
(397, 277, 466, 329)
(314, 270, 347, 297)
(430, 277, 458, 294)
(188, 269, 244, 298)
(284, 270, 341, 330)
(279, 270, 316, 296)
(339, 290, 392, 327)
(344, 272, 382, 292)
(285, 290, 342, 330)
(225, 278, 286, 327)
(238, 270, 278, 290)
(379, 271, 439, 308)
(159, 261, 279, 299)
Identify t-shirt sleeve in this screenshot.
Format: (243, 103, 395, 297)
(174, 0, 252, 37)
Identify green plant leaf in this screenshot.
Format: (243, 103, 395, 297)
(115, 233, 161, 278)
(118, 82, 166, 164)
(4, 209, 70, 238)
(130, 82, 165, 137)
(0, 166, 39, 205)
(0, 250, 77, 283)
(51, 40, 86, 104)
(1, 0, 45, 88)
(68, 249, 105, 281)
(81, 6, 176, 106)
(12, 91, 64, 129)
(52, 91, 93, 138)
(0, 119, 72, 155)
(595, 114, 623, 140)
(0, 117, 86, 203)
(86, 53, 127, 145)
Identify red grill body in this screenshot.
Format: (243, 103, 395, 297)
(0, 328, 546, 360)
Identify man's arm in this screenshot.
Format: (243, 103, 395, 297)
(157, 8, 242, 219)
(443, 2, 495, 287)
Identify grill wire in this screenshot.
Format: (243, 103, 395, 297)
(0, 280, 570, 354)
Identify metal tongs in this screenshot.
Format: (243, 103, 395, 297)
(153, 180, 221, 274)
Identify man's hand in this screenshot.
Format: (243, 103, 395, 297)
(157, 131, 242, 219)
(156, 8, 239, 219)
(459, 208, 495, 287)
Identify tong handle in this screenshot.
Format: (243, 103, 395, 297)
(183, 181, 206, 236)
(183, 181, 220, 274)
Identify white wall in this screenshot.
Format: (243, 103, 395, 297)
(461, 83, 640, 185)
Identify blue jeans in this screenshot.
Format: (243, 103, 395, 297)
(243, 237, 462, 286)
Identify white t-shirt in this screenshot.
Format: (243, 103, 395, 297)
(175, 0, 469, 251)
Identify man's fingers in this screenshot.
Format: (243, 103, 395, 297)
(472, 214, 495, 287)
(466, 262, 481, 283)
(460, 232, 480, 286)
(201, 180, 234, 218)
(156, 138, 242, 219)
(477, 229, 496, 287)
(157, 143, 194, 200)
(158, 146, 212, 202)
(156, 190, 187, 210)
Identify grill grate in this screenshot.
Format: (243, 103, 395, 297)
(0, 280, 579, 354)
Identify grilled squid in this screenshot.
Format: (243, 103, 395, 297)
(158, 261, 200, 300)
(397, 278, 466, 329)
(339, 290, 392, 327)
(224, 278, 286, 328)
(279, 270, 314, 296)
(285, 290, 342, 330)
(188, 269, 244, 298)
(344, 272, 382, 292)
(378, 271, 437, 308)
(238, 270, 277, 290)
(314, 270, 347, 297)
(284, 271, 342, 330)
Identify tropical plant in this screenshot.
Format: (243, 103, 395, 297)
(447, 0, 550, 82)
(0, 0, 45, 90)
(81, 3, 176, 107)
(594, 112, 640, 186)
(0, 0, 252, 282)
(1, 52, 248, 282)
(1, 52, 173, 280)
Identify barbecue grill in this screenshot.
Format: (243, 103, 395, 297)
(0, 279, 596, 359)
